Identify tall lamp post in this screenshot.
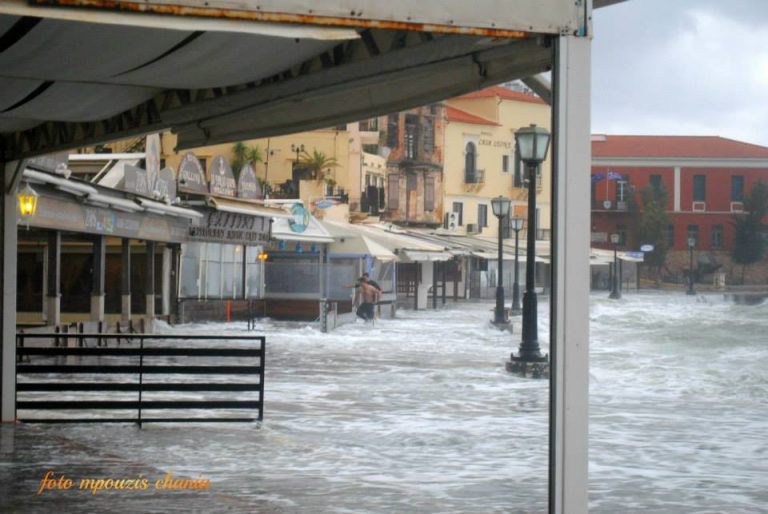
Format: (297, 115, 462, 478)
(686, 236, 696, 295)
(609, 233, 622, 299)
(507, 124, 550, 377)
(491, 196, 511, 325)
(290, 143, 305, 164)
(510, 216, 525, 315)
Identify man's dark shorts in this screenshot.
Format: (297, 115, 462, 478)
(356, 302, 374, 320)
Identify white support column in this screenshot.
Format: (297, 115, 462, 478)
(161, 246, 171, 316)
(674, 166, 681, 212)
(551, 35, 590, 514)
(2, 162, 20, 421)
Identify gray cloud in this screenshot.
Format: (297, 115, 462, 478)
(592, 0, 768, 146)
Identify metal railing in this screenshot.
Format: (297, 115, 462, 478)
(464, 168, 485, 184)
(16, 333, 265, 425)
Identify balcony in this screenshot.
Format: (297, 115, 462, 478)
(464, 169, 485, 184)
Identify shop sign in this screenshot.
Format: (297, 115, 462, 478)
(30, 195, 188, 242)
(209, 156, 236, 197)
(237, 163, 261, 199)
(124, 165, 150, 195)
(145, 133, 161, 193)
(188, 209, 271, 244)
(155, 167, 177, 201)
(177, 152, 208, 194)
(288, 203, 310, 233)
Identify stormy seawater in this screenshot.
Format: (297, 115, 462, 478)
(589, 291, 768, 514)
(4, 292, 768, 513)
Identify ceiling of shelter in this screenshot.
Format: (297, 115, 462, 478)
(0, 11, 554, 161)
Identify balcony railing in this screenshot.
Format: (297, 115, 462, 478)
(464, 169, 485, 184)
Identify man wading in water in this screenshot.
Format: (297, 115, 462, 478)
(355, 276, 381, 322)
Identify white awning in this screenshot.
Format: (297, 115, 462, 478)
(207, 196, 292, 219)
(272, 216, 334, 244)
(401, 250, 452, 262)
(135, 198, 203, 219)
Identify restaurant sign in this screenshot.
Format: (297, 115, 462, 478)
(188, 209, 271, 245)
(237, 162, 262, 199)
(124, 165, 150, 196)
(155, 167, 177, 201)
(29, 195, 188, 242)
(177, 152, 208, 194)
(209, 155, 236, 197)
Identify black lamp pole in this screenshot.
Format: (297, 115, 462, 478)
(511, 219, 523, 315)
(687, 237, 696, 295)
(508, 124, 550, 374)
(609, 233, 621, 299)
(519, 160, 543, 360)
(491, 196, 511, 325)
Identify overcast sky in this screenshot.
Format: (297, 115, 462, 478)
(592, 0, 768, 146)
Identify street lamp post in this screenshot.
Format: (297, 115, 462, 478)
(687, 236, 696, 295)
(290, 143, 305, 164)
(491, 196, 511, 325)
(510, 216, 525, 315)
(507, 124, 550, 378)
(609, 233, 622, 299)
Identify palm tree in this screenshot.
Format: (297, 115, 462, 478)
(297, 148, 339, 181)
(232, 142, 263, 178)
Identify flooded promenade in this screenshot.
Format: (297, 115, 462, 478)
(1, 293, 766, 513)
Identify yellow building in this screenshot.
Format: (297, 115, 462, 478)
(443, 86, 552, 239)
(161, 127, 358, 215)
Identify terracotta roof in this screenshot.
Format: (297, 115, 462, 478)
(591, 135, 768, 159)
(453, 85, 546, 105)
(446, 106, 500, 126)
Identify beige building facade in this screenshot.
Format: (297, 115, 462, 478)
(443, 86, 552, 239)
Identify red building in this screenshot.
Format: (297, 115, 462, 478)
(591, 135, 768, 254)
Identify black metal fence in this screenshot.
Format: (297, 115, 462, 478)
(15, 333, 265, 426)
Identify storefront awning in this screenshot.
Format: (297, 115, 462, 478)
(207, 197, 293, 219)
(400, 250, 452, 262)
(470, 250, 547, 262)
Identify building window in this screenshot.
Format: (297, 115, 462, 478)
(386, 114, 399, 148)
(452, 201, 464, 226)
(712, 224, 723, 249)
(616, 180, 628, 202)
(465, 142, 477, 182)
(425, 176, 436, 212)
(687, 224, 699, 245)
(693, 175, 706, 202)
(478, 204, 488, 228)
(502, 154, 510, 173)
(666, 224, 675, 249)
(616, 224, 627, 246)
(513, 145, 523, 187)
(387, 174, 399, 209)
(405, 114, 419, 160)
(731, 175, 744, 202)
(650, 174, 662, 194)
(422, 117, 434, 155)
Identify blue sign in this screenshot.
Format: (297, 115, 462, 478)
(288, 203, 310, 233)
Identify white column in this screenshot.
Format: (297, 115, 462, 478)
(161, 246, 171, 316)
(551, 35, 590, 514)
(2, 162, 20, 421)
(674, 166, 681, 212)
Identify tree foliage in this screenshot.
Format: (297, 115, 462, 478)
(231, 142, 263, 178)
(731, 181, 768, 282)
(633, 184, 670, 283)
(296, 148, 339, 181)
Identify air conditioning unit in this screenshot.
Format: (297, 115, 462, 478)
(692, 201, 706, 212)
(466, 223, 480, 235)
(731, 201, 744, 213)
(444, 212, 459, 231)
